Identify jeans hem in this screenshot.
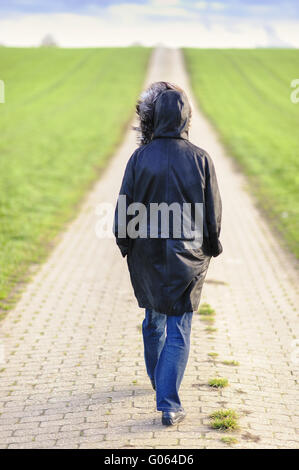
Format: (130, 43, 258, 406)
(157, 407, 183, 413)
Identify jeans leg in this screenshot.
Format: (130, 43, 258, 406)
(155, 312, 193, 412)
(142, 309, 167, 383)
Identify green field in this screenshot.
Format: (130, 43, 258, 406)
(184, 49, 299, 258)
(0, 47, 151, 312)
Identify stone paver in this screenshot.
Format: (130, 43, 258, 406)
(0, 47, 298, 449)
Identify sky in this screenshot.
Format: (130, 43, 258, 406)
(0, 0, 298, 48)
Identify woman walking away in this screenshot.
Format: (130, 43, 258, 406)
(113, 81, 223, 426)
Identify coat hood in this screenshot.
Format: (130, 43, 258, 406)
(153, 89, 190, 140)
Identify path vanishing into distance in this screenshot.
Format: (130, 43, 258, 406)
(0, 48, 298, 449)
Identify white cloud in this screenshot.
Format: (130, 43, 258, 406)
(195, 1, 208, 9)
(195, 1, 227, 11)
(210, 2, 227, 10)
(106, 1, 192, 22)
(151, 0, 182, 5)
(271, 20, 299, 47)
(0, 2, 298, 48)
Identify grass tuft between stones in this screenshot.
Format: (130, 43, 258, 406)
(222, 360, 240, 366)
(209, 409, 239, 431)
(208, 377, 229, 388)
(205, 326, 217, 333)
(221, 436, 239, 445)
(208, 352, 218, 358)
(197, 303, 215, 316)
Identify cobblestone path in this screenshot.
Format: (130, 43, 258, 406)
(0, 48, 298, 449)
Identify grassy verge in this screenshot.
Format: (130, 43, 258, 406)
(183, 48, 299, 258)
(0, 46, 151, 315)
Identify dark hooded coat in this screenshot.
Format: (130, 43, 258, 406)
(113, 89, 222, 315)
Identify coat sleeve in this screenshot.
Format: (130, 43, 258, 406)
(204, 155, 223, 257)
(113, 151, 136, 258)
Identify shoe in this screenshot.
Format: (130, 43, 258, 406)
(162, 409, 186, 426)
(150, 378, 156, 391)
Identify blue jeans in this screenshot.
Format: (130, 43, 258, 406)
(142, 309, 193, 412)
